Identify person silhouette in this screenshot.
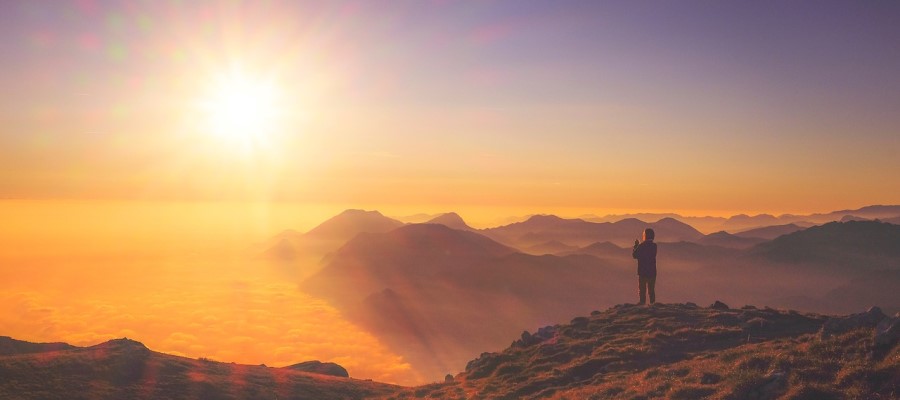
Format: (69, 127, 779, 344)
(632, 228, 657, 305)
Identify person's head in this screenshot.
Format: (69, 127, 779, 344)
(643, 228, 655, 242)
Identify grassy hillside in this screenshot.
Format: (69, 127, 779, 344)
(388, 303, 899, 399)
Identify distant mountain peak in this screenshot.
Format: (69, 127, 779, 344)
(426, 212, 473, 231)
(304, 209, 404, 240)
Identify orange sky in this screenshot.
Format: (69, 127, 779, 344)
(1, 1, 898, 214)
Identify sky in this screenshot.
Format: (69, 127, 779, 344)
(2, 1, 900, 385)
(1, 0, 899, 220)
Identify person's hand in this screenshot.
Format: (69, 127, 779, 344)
(634, 239, 640, 248)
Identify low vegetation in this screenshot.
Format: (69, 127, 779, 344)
(384, 303, 899, 399)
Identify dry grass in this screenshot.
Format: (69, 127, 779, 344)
(382, 303, 899, 399)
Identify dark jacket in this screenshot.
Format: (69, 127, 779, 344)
(632, 240, 657, 277)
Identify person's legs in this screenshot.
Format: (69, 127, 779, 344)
(638, 276, 647, 304)
(647, 276, 656, 304)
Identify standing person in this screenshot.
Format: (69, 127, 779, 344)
(632, 228, 657, 305)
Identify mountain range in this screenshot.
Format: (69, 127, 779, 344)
(581, 204, 900, 233)
(292, 212, 900, 382)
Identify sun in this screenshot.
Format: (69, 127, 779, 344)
(198, 71, 281, 150)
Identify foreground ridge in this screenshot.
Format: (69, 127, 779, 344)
(388, 302, 900, 399)
(0, 337, 399, 400)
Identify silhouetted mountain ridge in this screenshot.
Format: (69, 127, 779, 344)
(0, 336, 75, 356)
(0, 337, 398, 400)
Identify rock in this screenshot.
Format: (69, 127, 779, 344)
(709, 301, 730, 310)
(685, 302, 699, 308)
(821, 306, 887, 338)
(535, 325, 557, 340)
(283, 360, 349, 378)
(444, 373, 454, 383)
(874, 316, 900, 348)
(514, 326, 558, 348)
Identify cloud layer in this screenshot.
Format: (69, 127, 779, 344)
(0, 257, 421, 385)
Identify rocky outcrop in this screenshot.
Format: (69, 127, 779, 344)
(820, 306, 886, 338)
(284, 360, 349, 378)
(513, 325, 558, 348)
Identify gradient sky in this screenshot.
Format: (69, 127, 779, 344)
(2, 1, 900, 386)
(2, 0, 899, 216)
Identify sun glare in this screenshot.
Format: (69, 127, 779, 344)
(199, 72, 281, 151)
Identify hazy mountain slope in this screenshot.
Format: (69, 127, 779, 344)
(698, 231, 766, 249)
(556, 241, 627, 259)
(398, 303, 900, 399)
(304, 224, 519, 300)
(302, 224, 634, 381)
(656, 242, 743, 268)
(734, 223, 805, 240)
(261, 210, 405, 278)
(522, 240, 577, 255)
(481, 215, 703, 248)
(748, 220, 900, 271)
(0, 338, 399, 400)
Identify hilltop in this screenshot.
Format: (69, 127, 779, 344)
(390, 303, 900, 399)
